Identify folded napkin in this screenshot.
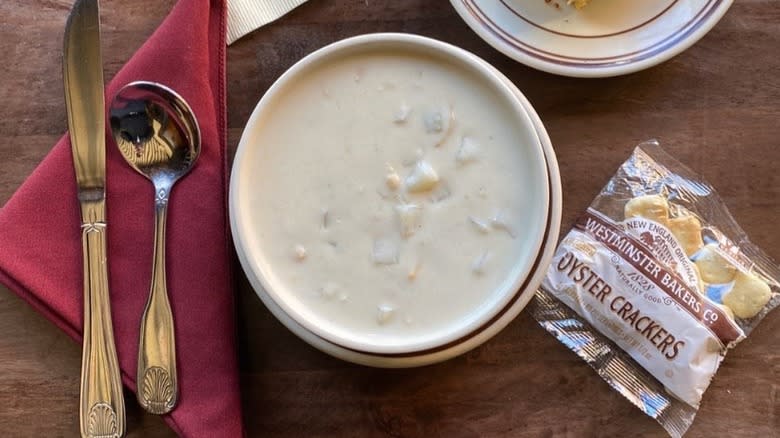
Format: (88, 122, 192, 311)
(0, 0, 243, 436)
(226, 0, 309, 44)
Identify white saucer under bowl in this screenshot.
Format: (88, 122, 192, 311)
(230, 33, 556, 360)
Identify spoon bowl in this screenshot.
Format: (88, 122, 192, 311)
(111, 81, 200, 187)
(109, 81, 200, 415)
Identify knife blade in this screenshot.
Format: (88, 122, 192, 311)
(63, 0, 126, 437)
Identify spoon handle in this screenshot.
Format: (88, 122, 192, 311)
(137, 202, 178, 415)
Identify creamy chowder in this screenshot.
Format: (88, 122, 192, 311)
(235, 40, 549, 352)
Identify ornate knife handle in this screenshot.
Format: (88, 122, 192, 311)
(80, 216, 126, 438)
(137, 202, 178, 415)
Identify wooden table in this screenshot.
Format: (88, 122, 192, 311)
(1, 1, 778, 436)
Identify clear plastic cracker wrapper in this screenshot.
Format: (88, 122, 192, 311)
(532, 140, 780, 437)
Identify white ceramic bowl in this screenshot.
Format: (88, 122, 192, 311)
(230, 33, 552, 357)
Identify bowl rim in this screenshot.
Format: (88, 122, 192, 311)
(229, 32, 550, 354)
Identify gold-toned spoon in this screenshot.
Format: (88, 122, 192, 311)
(109, 81, 201, 415)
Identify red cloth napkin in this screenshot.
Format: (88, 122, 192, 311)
(0, 0, 243, 436)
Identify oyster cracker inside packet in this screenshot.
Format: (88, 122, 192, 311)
(532, 140, 780, 437)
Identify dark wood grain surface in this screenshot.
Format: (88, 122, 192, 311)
(1, 1, 778, 436)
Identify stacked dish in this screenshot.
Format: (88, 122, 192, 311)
(230, 34, 562, 367)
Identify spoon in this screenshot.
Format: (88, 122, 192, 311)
(109, 81, 200, 415)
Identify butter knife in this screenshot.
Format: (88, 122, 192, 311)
(63, 0, 126, 437)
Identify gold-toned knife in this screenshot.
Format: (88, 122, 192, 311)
(63, 0, 126, 437)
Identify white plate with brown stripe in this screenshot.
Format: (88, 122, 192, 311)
(451, 0, 734, 78)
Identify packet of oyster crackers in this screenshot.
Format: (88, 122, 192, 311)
(532, 140, 780, 437)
